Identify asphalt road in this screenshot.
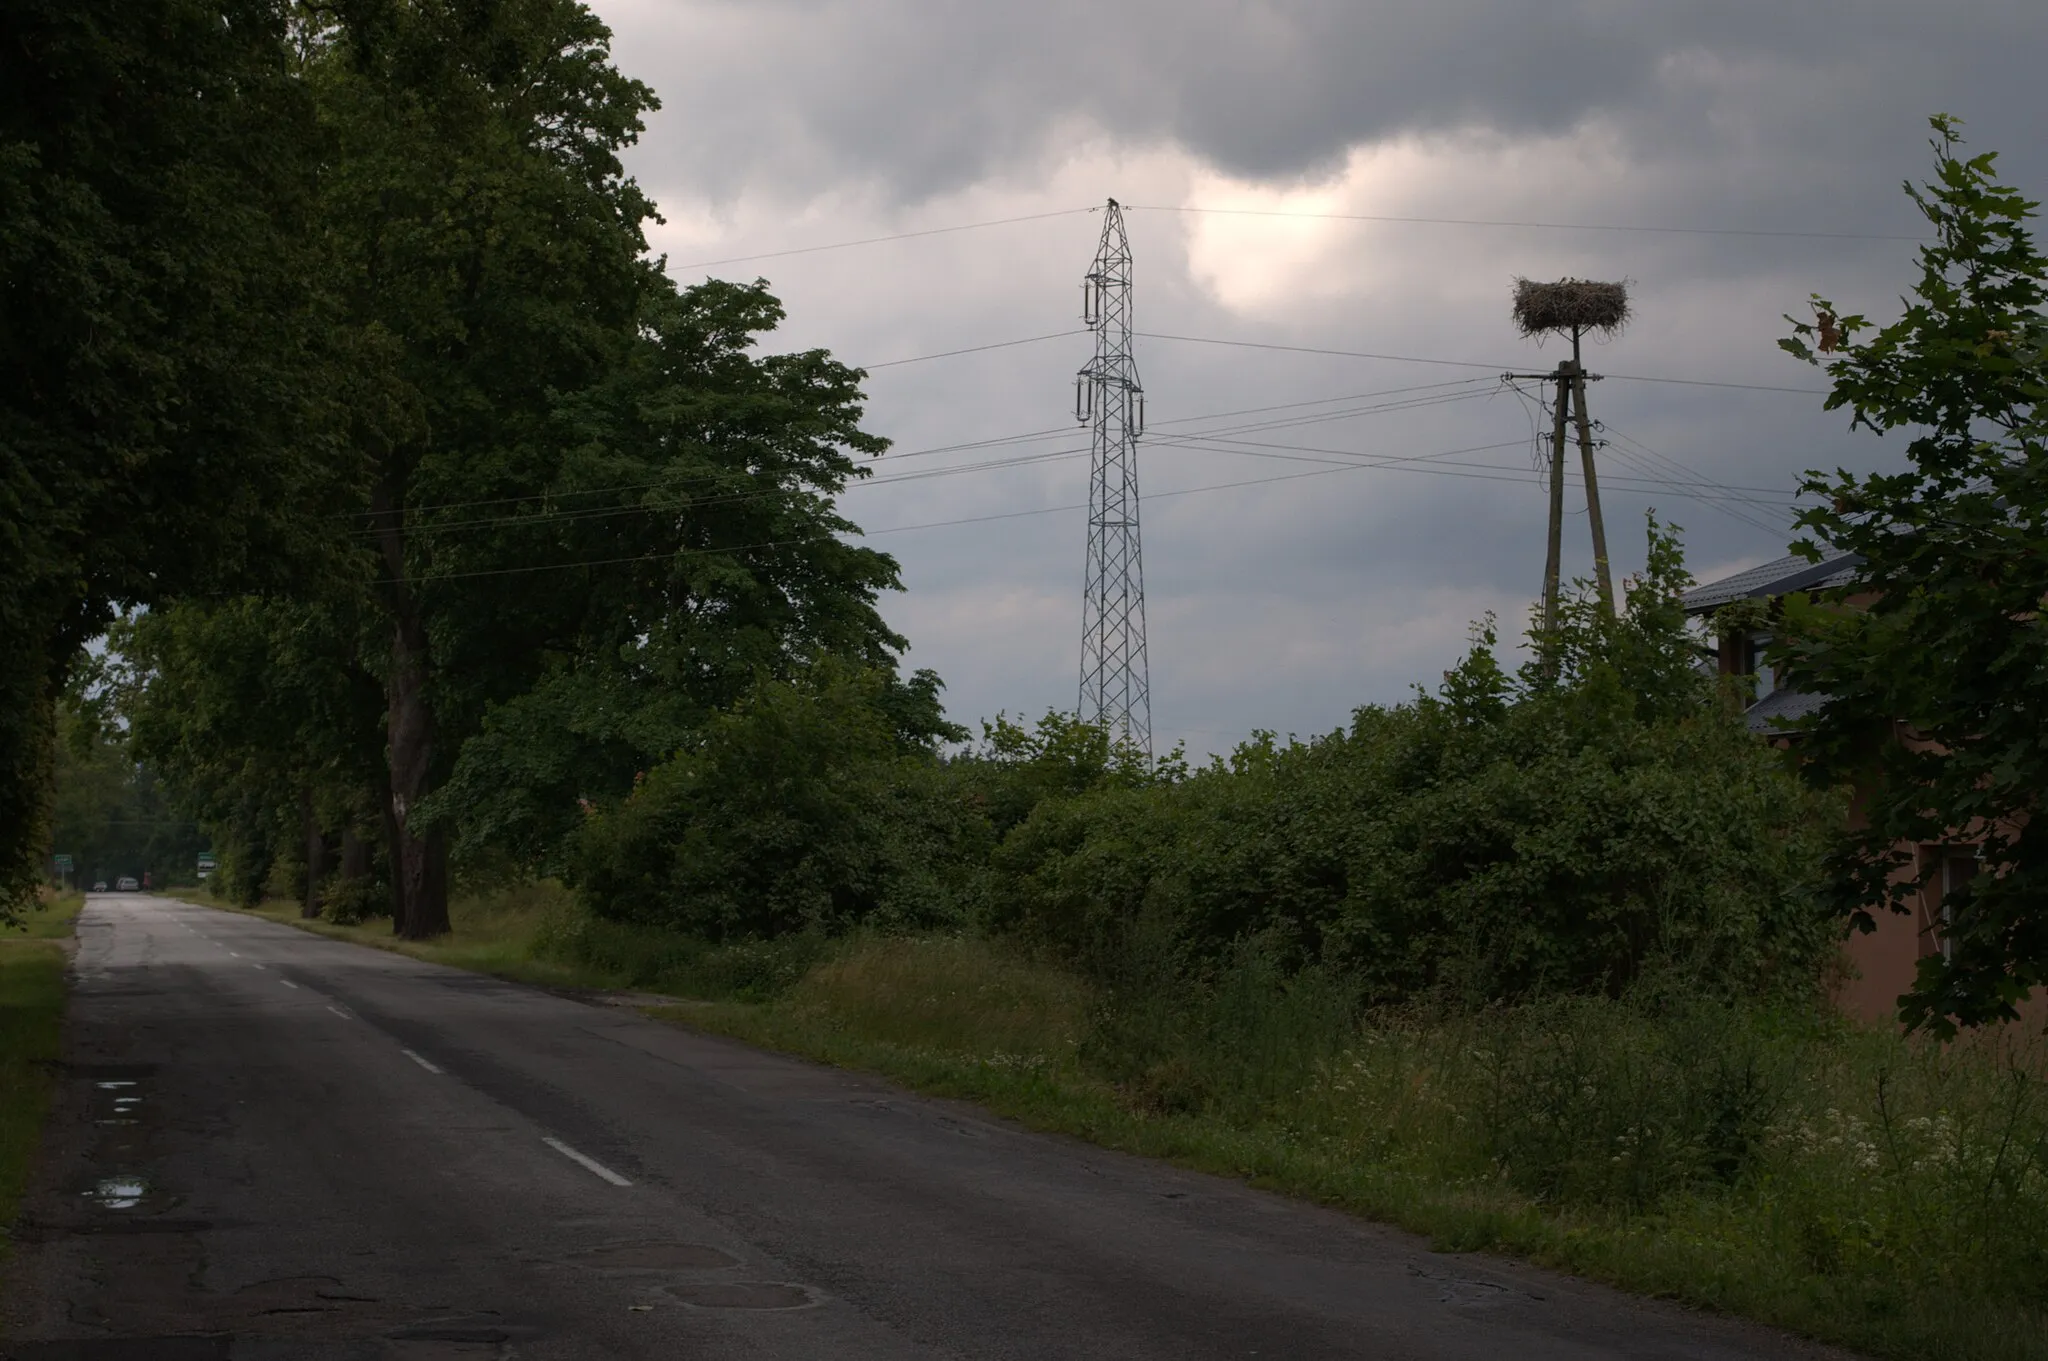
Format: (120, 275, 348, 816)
(2, 893, 1856, 1361)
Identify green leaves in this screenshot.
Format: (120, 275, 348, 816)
(568, 660, 979, 939)
(992, 521, 1838, 1006)
(1773, 116, 2048, 1032)
(1, 0, 331, 919)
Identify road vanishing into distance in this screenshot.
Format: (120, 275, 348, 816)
(2, 894, 1856, 1360)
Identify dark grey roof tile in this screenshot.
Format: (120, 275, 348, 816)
(1682, 549, 1862, 613)
(1745, 686, 1829, 733)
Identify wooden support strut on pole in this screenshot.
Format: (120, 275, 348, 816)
(1567, 336, 1615, 615)
(1541, 363, 1571, 660)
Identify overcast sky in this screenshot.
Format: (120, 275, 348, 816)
(593, 0, 2045, 755)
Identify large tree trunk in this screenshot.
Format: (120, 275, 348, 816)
(373, 486, 451, 940)
(301, 789, 327, 919)
(384, 610, 450, 939)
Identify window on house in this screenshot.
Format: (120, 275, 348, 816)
(1938, 852, 1979, 961)
(1744, 632, 1776, 705)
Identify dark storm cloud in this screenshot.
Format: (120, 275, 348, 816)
(611, 0, 2043, 203)
(588, 0, 2046, 752)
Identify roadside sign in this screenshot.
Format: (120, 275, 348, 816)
(53, 854, 72, 872)
(197, 851, 215, 880)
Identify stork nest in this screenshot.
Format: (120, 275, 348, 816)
(1512, 277, 1631, 338)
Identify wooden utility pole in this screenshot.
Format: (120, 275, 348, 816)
(1510, 277, 1631, 658)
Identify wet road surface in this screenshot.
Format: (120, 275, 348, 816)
(1, 894, 1856, 1360)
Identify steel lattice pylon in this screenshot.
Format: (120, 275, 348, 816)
(1073, 199, 1150, 753)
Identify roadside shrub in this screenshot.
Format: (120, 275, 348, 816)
(320, 872, 389, 926)
(568, 659, 987, 939)
(994, 522, 1841, 1008)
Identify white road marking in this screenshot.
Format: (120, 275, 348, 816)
(326, 1005, 351, 1019)
(401, 1049, 444, 1075)
(542, 1137, 632, 1187)
(250, 964, 266, 971)
(279, 980, 299, 990)
(227, 951, 241, 958)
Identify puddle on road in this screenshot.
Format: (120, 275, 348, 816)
(73, 1068, 172, 1214)
(96, 1081, 143, 1126)
(665, 1281, 815, 1310)
(571, 1243, 738, 1271)
(90, 1078, 144, 1126)
(84, 1174, 151, 1210)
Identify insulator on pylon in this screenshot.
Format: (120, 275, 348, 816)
(1131, 386, 1146, 438)
(1082, 275, 1102, 327)
(1074, 372, 1094, 425)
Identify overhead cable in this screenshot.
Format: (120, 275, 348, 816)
(668, 207, 1098, 271)
(1136, 331, 1832, 395)
(1127, 204, 1926, 243)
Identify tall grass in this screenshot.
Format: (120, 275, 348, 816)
(1, 891, 82, 1282)
(676, 932, 2048, 1361)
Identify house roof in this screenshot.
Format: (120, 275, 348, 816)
(1681, 548, 1862, 614)
(1744, 686, 1827, 734)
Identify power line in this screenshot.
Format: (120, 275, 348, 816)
(1126, 204, 1927, 244)
(668, 207, 1098, 271)
(1152, 437, 1802, 522)
(1155, 375, 1496, 429)
(338, 420, 1082, 524)
(334, 363, 1794, 549)
(663, 200, 1925, 278)
(350, 379, 1754, 547)
(1497, 378, 1798, 537)
(860, 330, 1085, 369)
(1158, 433, 1793, 503)
(362, 444, 1095, 539)
(361, 386, 1503, 542)
(1595, 423, 1800, 534)
(373, 433, 1802, 589)
(373, 433, 1636, 585)
(349, 377, 1506, 535)
(1136, 331, 1832, 395)
(1594, 442, 1789, 537)
(339, 329, 1813, 527)
(1171, 429, 1801, 500)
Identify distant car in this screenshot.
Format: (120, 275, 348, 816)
(92, 881, 107, 892)
(115, 876, 139, 891)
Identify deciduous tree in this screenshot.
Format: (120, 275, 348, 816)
(1777, 116, 2048, 1032)
(0, 0, 328, 920)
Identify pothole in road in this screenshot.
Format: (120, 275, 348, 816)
(570, 1242, 738, 1270)
(665, 1281, 815, 1310)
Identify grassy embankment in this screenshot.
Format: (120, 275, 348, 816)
(0, 890, 83, 1279)
(188, 880, 627, 990)
(208, 882, 2047, 1361)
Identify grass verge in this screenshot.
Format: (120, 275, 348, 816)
(0, 891, 83, 1281)
(663, 937, 2048, 1361)
(184, 880, 625, 992)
